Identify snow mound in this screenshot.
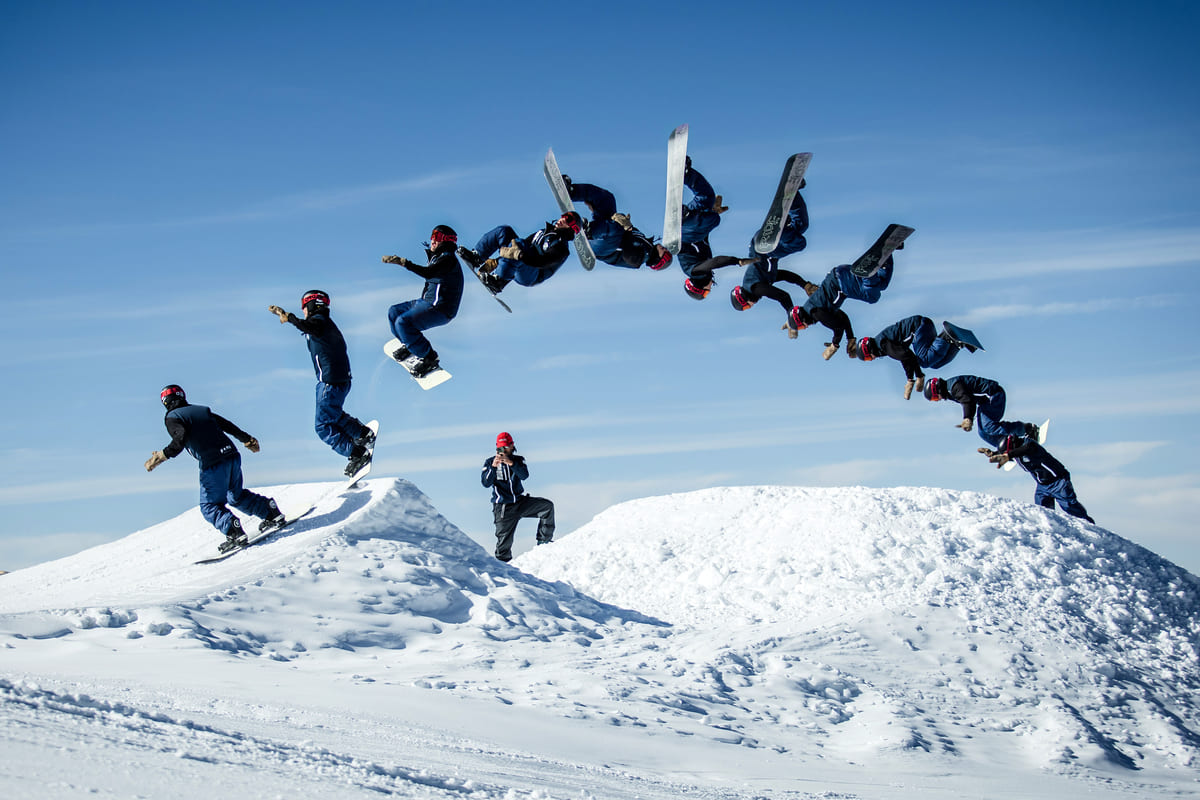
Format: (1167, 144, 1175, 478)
(0, 478, 662, 659)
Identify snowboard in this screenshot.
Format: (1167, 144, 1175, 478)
(753, 153, 812, 255)
(457, 247, 513, 313)
(849, 224, 915, 277)
(1003, 418, 1049, 471)
(383, 338, 452, 389)
(543, 148, 596, 271)
(195, 421, 379, 564)
(942, 321, 985, 352)
(662, 123, 689, 255)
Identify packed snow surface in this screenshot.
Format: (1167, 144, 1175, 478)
(2, 478, 1198, 798)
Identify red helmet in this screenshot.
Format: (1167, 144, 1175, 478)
(496, 431, 514, 448)
(730, 286, 755, 311)
(858, 337, 877, 361)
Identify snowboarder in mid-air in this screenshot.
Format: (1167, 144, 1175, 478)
(268, 290, 375, 477)
(480, 431, 555, 562)
(979, 434, 1094, 523)
(786, 252, 897, 361)
(458, 212, 583, 293)
(923, 375, 1041, 449)
(145, 385, 283, 552)
(728, 182, 814, 310)
(859, 315, 978, 399)
(563, 176, 672, 270)
(675, 159, 742, 300)
(382, 224, 464, 378)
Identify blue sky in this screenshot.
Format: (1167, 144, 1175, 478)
(2, 0, 1198, 573)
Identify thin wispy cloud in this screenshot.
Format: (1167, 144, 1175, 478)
(960, 294, 1178, 325)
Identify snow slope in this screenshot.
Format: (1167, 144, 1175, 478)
(2, 478, 1198, 798)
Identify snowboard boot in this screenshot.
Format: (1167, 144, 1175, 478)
(822, 342, 838, 361)
(904, 379, 915, 400)
(353, 426, 376, 450)
(410, 351, 440, 378)
(388, 342, 411, 363)
(258, 499, 284, 533)
(344, 444, 372, 477)
(480, 272, 507, 293)
(219, 519, 248, 553)
(456, 246, 484, 270)
(1024, 422, 1040, 441)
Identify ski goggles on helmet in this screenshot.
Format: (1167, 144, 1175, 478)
(557, 212, 582, 234)
(160, 384, 186, 406)
(429, 228, 458, 246)
(788, 306, 809, 330)
(858, 337, 876, 361)
(301, 290, 330, 308)
(924, 377, 943, 401)
(684, 277, 711, 300)
(730, 286, 755, 311)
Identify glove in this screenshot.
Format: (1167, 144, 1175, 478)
(990, 452, 1011, 469)
(782, 323, 798, 340)
(498, 240, 523, 260)
(481, 258, 499, 273)
(978, 447, 995, 457)
(268, 305, 289, 323)
(904, 379, 915, 400)
(144, 450, 167, 472)
(804, 282, 818, 297)
(244, 437, 261, 453)
(382, 255, 412, 267)
(611, 212, 634, 231)
(713, 194, 729, 214)
(956, 418, 973, 432)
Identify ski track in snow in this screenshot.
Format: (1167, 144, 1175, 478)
(2, 478, 1198, 798)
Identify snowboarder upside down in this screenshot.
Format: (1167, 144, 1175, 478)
(924, 375, 1039, 449)
(980, 434, 1093, 523)
(563, 177, 671, 270)
(859, 315, 976, 399)
(786, 255, 896, 361)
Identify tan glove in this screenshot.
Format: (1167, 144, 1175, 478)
(737, 257, 759, 266)
(804, 282, 818, 297)
(144, 450, 167, 472)
(782, 323, 798, 340)
(481, 258, 499, 273)
(956, 418, 974, 432)
(713, 194, 729, 214)
(244, 437, 261, 453)
(611, 212, 634, 231)
(382, 255, 412, 266)
(904, 379, 915, 400)
(989, 452, 1011, 469)
(268, 305, 289, 323)
(498, 239, 523, 260)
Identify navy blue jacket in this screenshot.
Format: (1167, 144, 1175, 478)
(404, 248, 464, 318)
(680, 166, 722, 244)
(1007, 437, 1072, 486)
(945, 375, 1005, 421)
(286, 311, 351, 384)
(163, 404, 250, 469)
(481, 454, 530, 504)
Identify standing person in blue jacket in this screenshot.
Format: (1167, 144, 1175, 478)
(382, 224, 464, 377)
(145, 385, 283, 552)
(268, 290, 374, 477)
(480, 431, 555, 562)
(979, 434, 1094, 523)
(859, 315, 975, 399)
(563, 176, 672, 270)
(786, 254, 897, 361)
(676, 158, 744, 299)
(728, 183, 814, 310)
(457, 211, 583, 293)
(923, 375, 1040, 448)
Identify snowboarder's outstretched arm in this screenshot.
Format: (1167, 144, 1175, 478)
(212, 413, 260, 452)
(268, 305, 326, 335)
